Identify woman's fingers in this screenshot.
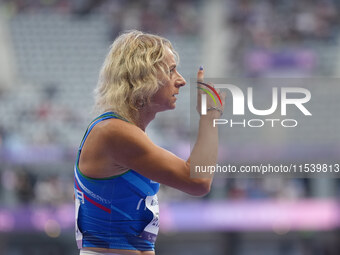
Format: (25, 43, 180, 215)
(197, 66, 204, 94)
(196, 66, 226, 113)
(197, 66, 204, 82)
(196, 66, 204, 113)
(219, 90, 227, 111)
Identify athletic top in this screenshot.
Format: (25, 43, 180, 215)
(74, 112, 160, 251)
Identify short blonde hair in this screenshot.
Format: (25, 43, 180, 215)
(94, 30, 179, 122)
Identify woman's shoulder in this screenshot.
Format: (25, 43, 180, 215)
(94, 117, 148, 145)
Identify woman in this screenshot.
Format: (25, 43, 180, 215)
(74, 30, 226, 255)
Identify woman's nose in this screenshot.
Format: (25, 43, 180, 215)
(176, 74, 186, 88)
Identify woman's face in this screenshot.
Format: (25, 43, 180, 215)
(150, 48, 186, 112)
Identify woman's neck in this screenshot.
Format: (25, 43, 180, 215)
(132, 107, 157, 131)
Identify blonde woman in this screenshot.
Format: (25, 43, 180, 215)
(74, 30, 226, 255)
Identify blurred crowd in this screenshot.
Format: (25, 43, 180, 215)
(2, 0, 201, 37)
(0, 166, 73, 206)
(226, 0, 340, 76)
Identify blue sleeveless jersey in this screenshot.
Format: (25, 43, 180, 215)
(74, 112, 160, 251)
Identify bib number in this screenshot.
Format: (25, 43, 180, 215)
(75, 190, 84, 249)
(140, 195, 159, 243)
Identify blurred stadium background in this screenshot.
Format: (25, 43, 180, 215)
(0, 0, 339, 254)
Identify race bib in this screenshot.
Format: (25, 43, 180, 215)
(139, 194, 159, 243)
(75, 190, 84, 249)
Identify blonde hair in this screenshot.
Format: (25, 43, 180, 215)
(94, 30, 179, 123)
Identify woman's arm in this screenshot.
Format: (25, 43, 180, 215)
(105, 68, 226, 196)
